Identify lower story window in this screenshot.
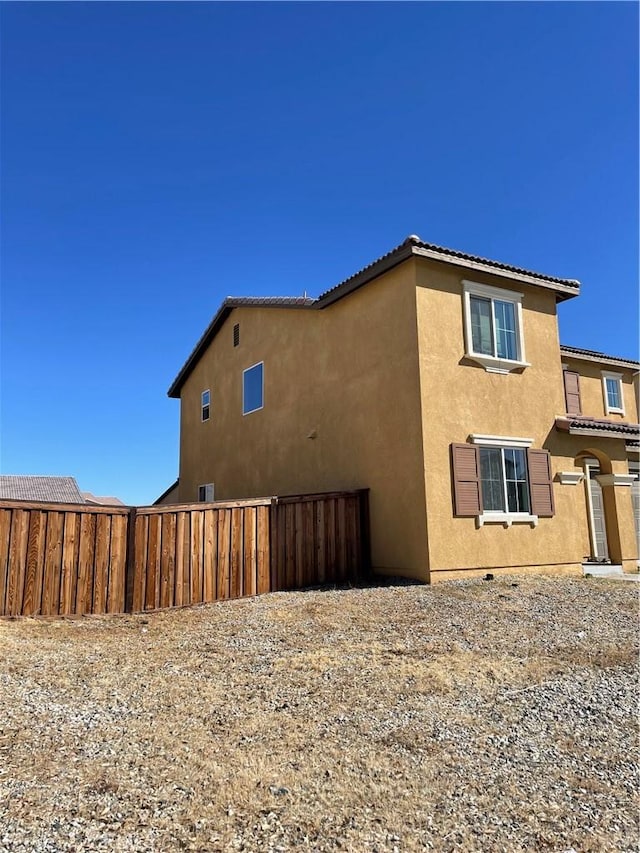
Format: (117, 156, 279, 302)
(451, 438, 554, 525)
(198, 483, 214, 502)
(480, 447, 530, 513)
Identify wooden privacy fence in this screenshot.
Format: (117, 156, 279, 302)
(0, 490, 369, 617)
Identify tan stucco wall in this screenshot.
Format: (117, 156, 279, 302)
(177, 264, 430, 579)
(562, 358, 638, 421)
(414, 258, 638, 579)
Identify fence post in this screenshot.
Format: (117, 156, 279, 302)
(358, 489, 372, 580)
(124, 506, 137, 612)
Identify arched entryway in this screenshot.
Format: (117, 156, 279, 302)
(575, 449, 622, 565)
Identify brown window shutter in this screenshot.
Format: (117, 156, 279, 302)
(527, 449, 555, 517)
(451, 443, 483, 516)
(563, 370, 582, 415)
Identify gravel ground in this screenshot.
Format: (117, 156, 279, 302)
(0, 575, 638, 852)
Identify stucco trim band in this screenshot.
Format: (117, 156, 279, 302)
(556, 471, 585, 485)
(469, 434, 533, 448)
(476, 512, 539, 528)
(595, 473, 638, 487)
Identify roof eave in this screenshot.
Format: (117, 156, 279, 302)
(411, 246, 580, 300)
(555, 415, 640, 440)
(315, 243, 415, 308)
(168, 298, 316, 398)
(168, 303, 233, 398)
(559, 347, 640, 371)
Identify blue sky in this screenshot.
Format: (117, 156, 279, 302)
(1, 2, 638, 505)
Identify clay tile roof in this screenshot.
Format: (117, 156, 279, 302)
(555, 417, 640, 437)
(0, 475, 84, 503)
(559, 345, 639, 369)
(316, 235, 580, 305)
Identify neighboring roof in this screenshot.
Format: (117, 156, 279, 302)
(0, 475, 84, 504)
(560, 345, 639, 371)
(81, 492, 126, 506)
(555, 416, 640, 439)
(153, 479, 180, 505)
(168, 236, 581, 398)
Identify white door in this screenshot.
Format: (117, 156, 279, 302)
(586, 465, 609, 560)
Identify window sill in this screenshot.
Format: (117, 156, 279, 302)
(476, 512, 539, 529)
(465, 353, 530, 374)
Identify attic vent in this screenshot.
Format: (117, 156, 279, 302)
(233, 323, 240, 347)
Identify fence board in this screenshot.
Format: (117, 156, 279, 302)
(257, 505, 270, 594)
(7, 510, 29, 615)
(132, 514, 148, 611)
(41, 512, 63, 615)
(0, 510, 13, 614)
(326, 498, 337, 583)
(60, 514, 78, 615)
(108, 514, 127, 613)
(91, 514, 111, 615)
(160, 513, 175, 609)
(230, 508, 243, 599)
(275, 499, 286, 591)
(146, 514, 161, 610)
(203, 509, 217, 603)
(174, 512, 186, 607)
(284, 503, 295, 590)
(336, 497, 347, 584)
(303, 502, 315, 587)
(191, 510, 204, 604)
(22, 511, 46, 616)
(182, 511, 192, 606)
(217, 510, 231, 599)
(75, 514, 92, 613)
(346, 497, 359, 583)
(316, 500, 326, 585)
(243, 507, 257, 597)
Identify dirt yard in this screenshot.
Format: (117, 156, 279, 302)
(0, 575, 638, 852)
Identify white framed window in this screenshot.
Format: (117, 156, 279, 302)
(462, 281, 529, 374)
(201, 389, 210, 422)
(198, 483, 214, 502)
(469, 434, 539, 527)
(243, 361, 264, 415)
(602, 371, 624, 415)
(480, 446, 531, 514)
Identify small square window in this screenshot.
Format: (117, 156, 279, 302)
(198, 483, 214, 502)
(602, 372, 624, 415)
(201, 389, 210, 421)
(243, 362, 264, 415)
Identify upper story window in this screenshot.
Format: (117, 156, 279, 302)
(201, 389, 210, 421)
(602, 371, 624, 415)
(462, 281, 529, 374)
(243, 362, 264, 415)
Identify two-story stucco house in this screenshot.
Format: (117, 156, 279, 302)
(163, 235, 639, 582)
